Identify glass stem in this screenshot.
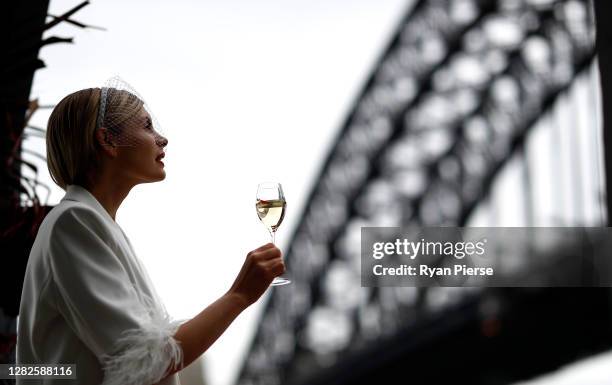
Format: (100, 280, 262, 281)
(270, 230, 275, 245)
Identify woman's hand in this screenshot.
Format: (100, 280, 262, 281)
(226, 243, 285, 307)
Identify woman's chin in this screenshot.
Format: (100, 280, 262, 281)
(143, 169, 166, 183)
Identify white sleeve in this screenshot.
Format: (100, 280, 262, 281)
(48, 207, 183, 385)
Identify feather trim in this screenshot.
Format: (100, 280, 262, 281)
(100, 294, 184, 385)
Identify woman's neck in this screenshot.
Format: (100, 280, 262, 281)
(86, 180, 133, 221)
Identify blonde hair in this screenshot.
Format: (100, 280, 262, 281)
(46, 87, 143, 190)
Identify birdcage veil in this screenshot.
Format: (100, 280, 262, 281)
(96, 76, 166, 149)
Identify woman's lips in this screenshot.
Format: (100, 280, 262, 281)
(156, 152, 165, 167)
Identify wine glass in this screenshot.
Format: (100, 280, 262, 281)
(256, 182, 290, 286)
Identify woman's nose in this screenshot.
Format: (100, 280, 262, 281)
(156, 135, 168, 147)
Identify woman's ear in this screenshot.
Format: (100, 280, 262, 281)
(95, 127, 118, 158)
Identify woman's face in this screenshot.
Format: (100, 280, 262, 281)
(112, 108, 168, 184)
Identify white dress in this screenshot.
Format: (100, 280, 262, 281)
(17, 185, 183, 385)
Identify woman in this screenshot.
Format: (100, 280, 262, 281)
(17, 86, 285, 384)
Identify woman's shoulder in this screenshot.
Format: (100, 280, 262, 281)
(38, 200, 113, 241)
(25, 200, 115, 291)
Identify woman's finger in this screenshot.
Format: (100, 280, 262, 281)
(256, 247, 282, 261)
(251, 243, 276, 253)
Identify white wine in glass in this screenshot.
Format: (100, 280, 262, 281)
(256, 182, 290, 286)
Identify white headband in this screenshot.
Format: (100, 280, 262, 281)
(97, 86, 109, 129)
